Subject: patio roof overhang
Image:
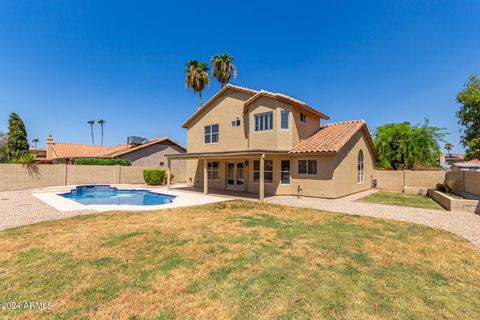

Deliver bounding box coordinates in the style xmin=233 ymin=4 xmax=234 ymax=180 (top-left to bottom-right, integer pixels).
xmin=165 ymin=150 xmax=291 ymax=160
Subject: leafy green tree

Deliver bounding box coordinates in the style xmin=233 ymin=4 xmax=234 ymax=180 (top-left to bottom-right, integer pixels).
xmin=374 ymin=120 xmax=446 ymax=170
xmin=0 ymin=131 xmax=8 ymax=163
xmin=7 ymin=113 xmax=29 ymax=160
xmin=211 ymin=53 xmax=237 ymax=88
xmin=87 ymin=120 xmax=95 ymax=145
xmin=456 ymin=74 xmax=480 ymax=160
xmin=185 ymin=60 xmax=210 ymax=107
xmin=97 ymin=119 xmax=106 ymax=146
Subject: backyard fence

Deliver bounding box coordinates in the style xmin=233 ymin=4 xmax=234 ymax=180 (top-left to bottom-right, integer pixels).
xmin=372 ymin=169 xmax=446 ymax=193
xmin=0 ymin=164 xmax=185 ymax=192
xmin=446 ymin=170 xmax=480 ymax=197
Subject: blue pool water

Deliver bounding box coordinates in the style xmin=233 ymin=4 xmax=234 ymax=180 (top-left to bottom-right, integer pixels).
xmin=60 ymin=185 xmax=176 ymax=206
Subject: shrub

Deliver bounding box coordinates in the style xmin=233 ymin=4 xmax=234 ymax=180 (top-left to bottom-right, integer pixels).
xmin=15 ymin=153 xmax=36 ymax=166
xmin=143 ymin=169 xmax=165 ymax=185
xmin=74 ymin=158 xmax=131 ymax=166
xmin=445 ymin=179 xmax=457 ymax=195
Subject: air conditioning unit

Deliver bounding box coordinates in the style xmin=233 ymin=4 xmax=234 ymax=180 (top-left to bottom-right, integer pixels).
xmin=127 ymin=136 xmax=148 ymax=145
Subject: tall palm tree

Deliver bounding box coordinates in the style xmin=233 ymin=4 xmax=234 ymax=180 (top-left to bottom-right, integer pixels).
xmin=184 ymin=60 xmax=210 ymax=107
xmin=211 ymin=53 xmax=237 ymax=88
xmin=31 ymin=138 xmax=39 ymax=149
xmin=445 ymin=143 xmax=453 ymax=156
xmin=97 ymin=119 xmax=106 ymax=146
xmin=87 ymin=120 xmax=95 ymax=145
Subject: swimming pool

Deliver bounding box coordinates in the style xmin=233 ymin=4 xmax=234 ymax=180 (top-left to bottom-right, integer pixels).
xmin=60 ymin=185 xmax=176 ymax=206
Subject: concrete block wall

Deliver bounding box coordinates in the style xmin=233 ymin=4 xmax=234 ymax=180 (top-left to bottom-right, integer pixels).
xmin=447 ymin=171 xmax=480 ymax=197
xmin=0 ymin=164 xmax=184 ymax=191
xmin=373 ymin=169 xmax=446 ymax=192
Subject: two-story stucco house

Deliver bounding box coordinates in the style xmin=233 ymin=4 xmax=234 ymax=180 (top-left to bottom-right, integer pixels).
xmin=166 ymin=84 xmax=378 ymax=201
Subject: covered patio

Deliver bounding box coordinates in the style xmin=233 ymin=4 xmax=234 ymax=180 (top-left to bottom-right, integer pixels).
xmin=165 ymin=150 xmax=289 ymax=202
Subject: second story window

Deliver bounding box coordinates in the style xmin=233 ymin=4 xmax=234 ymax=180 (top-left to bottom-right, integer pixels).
xmin=300 ymin=113 xmax=307 ymax=123
xmin=281 ymin=110 xmax=289 ymax=129
xmin=254 ymin=112 xmax=273 ymax=132
xmin=204 ymin=124 xmax=219 ymax=144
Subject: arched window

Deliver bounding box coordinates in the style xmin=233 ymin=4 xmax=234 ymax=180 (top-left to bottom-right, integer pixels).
xmin=357 ymin=150 xmax=364 ymax=183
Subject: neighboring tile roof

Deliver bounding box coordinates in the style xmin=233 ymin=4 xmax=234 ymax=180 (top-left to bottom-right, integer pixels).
xmin=49 ymin=138 xmax=185 ymax=159
xmin=103 ymin=137 xmax=186 ymax=157
xmin=182 ymin=84 xmax=329 ymax=127
xmin=244 ymin=90 xmax=329 ymax=120
xmin=465 ymin=159 xmax=480 ymax=164
xmin=49 ymin=143 xmax=127 ymax=159
xmin=289 ymin=120 xmax=378 ymax=159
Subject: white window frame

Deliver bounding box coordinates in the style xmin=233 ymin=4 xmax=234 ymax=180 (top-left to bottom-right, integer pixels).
xmin=253 ymin=160 xmax=273 ymax=183
xmin=254 ymin=112 xmax=273 ymax=132
xmin=280 ymin=160 xmax=291 ymax=184
xmin=298 ymin=159 xmax=317 ymax=175
xmin=357 ymin=150 xmax=365 ymax=184
xmin=208 ymin=161 xmax=220 ymax=180
xmin=231 ymin=119 xmax=241 ymax=127
xmin=280 ymin=110 xmax=289 ymax=130
xmin=204 ymin=124 xmax=219 ymax=144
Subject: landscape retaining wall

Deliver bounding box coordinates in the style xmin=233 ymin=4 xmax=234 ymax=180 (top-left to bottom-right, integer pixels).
xmin=0 ymin=164 xmax=184 ymax=192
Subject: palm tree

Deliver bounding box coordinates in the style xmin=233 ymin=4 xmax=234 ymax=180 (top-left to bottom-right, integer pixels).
xmin=97 ymin=119 xmax=106 ymax=146
xmin=445 ymin=143 xmax=453 ymax=156
xmin=211 ymin=53 xmax=237 ymax=88
xmin=31 ymin=138 xmax=39 ymax=149
xmin=184 ymin=60 xmax=210 ymax=107
xmin=87 ymin=120 xmax=95 ymax=145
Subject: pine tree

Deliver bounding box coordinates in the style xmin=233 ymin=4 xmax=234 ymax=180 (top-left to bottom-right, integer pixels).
xmin=7 ymin=113 xmax=29 ymax=160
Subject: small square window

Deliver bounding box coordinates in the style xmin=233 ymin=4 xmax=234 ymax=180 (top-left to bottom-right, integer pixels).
xmin=159 ymin=161 xmax=165 ymax=167
xmin=300 ymin=113 xmax=307 ymax=123
xmin=232 ymin=119 xmax=241 ymax=127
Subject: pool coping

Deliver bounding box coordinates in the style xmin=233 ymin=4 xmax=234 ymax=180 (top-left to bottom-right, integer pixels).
xmin=31 ymin=184 xmax=229 ymax=212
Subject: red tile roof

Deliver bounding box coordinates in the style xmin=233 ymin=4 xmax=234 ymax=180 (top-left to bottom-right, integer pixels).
xmin=289 ymin=120 xmax=378 ymax=159
xmin=48 ymin=138 xmax=185 ymax=159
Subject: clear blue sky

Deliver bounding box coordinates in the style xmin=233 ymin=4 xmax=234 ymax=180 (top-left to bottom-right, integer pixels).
xmin=1 ymin=1 xmax=479 ymax=154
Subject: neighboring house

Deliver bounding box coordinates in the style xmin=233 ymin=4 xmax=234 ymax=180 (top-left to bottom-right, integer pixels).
xmin=452 ymin=159 xmax=480 ymax=172
xmin=166 ymin=84 xmax=378 ymax=201
xmin=438 ymin=153 xmax=465 ymax=167
xmin=45 ymin=135 xmax=186 ymax=181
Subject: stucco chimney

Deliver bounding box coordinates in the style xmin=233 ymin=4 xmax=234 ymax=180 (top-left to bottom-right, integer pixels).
xmin=46 ymin=135 xmax=54 ymax=159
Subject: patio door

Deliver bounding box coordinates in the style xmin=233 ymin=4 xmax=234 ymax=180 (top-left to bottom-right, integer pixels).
xmin=226 ymin=161 xmax=245 ymax=191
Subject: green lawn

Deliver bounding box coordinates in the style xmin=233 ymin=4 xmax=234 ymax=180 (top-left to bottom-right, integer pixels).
xmin=1 ymin=201 xmax=479 ymax=319
xmin=359 ymin=191 xmax=444 ymax=210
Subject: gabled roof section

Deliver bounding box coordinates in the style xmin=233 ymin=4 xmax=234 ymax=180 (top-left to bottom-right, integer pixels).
xmin=182 ymin=84 xmax=258 ymax=128
xmin=102 ymin=137 xmax=186 ymax=158
xmin=289 ymin=120 xmax=379 ymax=159
xmin=244 ymin=90 xmax=329 ymax=120
xmin=49 ymin=138 xmax=185 ymax=159
xmin=181 ymin=84 xmax=329 ymax=127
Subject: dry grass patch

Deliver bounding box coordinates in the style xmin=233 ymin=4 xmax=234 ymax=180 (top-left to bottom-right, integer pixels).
xmin=0 ymin=200 xmax=479 ymax=319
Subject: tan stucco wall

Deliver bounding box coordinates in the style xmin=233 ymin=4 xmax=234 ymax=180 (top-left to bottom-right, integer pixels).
xmin=0 ymin=164 xmax=172 ymax=191
xmin=186 ymin=89 xmax=321 ymax=154
xmin=332 ymin=131 xmax=375 ymax=197
xmin=119 ymin=143 xmax=186 ymax=182
xmin=185 ymin=132 xmax=376 ymax=199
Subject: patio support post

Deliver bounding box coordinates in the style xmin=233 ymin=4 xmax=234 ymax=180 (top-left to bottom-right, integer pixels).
xmin=166 ymin=159 xmax=171 ymax=189
xmin=203 ymin=159 xmax=208 ymax=195
xmin=259 ymin=154 xmax=265 ymax=203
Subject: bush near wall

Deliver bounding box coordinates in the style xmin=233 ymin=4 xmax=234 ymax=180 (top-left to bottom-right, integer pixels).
xmin=74 ymin=158 xmax=131 ymax=166
xmin=143 ymin=169 xmax=165 ymax=185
